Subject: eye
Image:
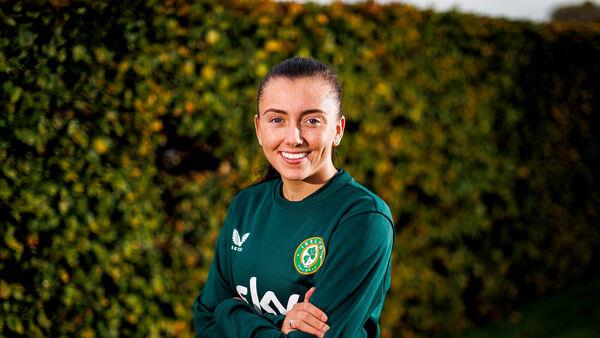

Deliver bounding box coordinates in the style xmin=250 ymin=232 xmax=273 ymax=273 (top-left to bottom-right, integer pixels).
xmin=305 ymin=117 xmax=321 ymax=125
xmin=269 ymin=117 xmax=283 ymax=124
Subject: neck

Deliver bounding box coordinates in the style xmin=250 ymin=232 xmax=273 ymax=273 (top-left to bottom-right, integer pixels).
xmin=281 ymin=165 xmax=338 ymax=202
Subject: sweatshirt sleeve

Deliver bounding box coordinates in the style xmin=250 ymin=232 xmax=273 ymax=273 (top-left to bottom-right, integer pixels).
xmin=193 ymin=199 xmax=297 ymax=338
xmin=309 ymin=211 xmax=394 ymax=337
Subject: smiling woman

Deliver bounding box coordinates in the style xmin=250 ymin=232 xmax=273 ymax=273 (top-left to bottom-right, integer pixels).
xmin=255 ymin=74 xmax=344 ymax=201
xmin=193 ymin=57 xmax=395 ymax=337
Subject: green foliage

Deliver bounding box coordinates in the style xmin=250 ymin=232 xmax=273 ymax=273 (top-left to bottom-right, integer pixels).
xmin=1 ymin=1 xmax=599 ymax=337
xmin=448 ymin=277 xmax=600 ymax=338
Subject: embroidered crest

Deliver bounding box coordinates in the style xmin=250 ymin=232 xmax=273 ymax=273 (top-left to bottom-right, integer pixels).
xmin=294 ymin=237 xmax=326 ymax=275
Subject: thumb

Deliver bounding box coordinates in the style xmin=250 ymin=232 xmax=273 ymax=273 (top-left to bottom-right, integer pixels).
xmin=304 ymin=287 xmax=316 ymax=302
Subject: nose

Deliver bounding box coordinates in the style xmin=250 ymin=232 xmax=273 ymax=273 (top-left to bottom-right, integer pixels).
xmin=284 ymin=123 xmax=304 ymax=147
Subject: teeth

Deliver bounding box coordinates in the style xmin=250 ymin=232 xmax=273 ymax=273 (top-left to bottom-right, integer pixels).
xmin=282 ymin=152 xmax=307 ymax=160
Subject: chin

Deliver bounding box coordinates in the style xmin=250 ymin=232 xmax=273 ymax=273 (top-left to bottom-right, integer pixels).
xmin=279 ymin=170 xmax=310 ymax=182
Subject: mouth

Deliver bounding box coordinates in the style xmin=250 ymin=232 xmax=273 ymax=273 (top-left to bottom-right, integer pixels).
xmin=280 ymin=151 xmax=308 ymax=161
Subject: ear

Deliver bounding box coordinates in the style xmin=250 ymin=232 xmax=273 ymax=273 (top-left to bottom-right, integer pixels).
xmin=334 ymin=115 xmax=345 ymax=147
xmin=254 ymin=114 xmax=263 ymax=146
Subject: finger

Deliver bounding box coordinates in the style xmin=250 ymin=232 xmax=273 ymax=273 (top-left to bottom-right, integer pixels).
xmin=304 ymin=287 xmax=316 ymax=302
xmin=296 ymin=310 xmax=330 ymax=333
xmin=281 ymin=318 xmax=295 ymax=334
xmin=299 ymin=301 xmax=328 ymax=322
xmin=292 ymin=318 xmax=328 ymax=338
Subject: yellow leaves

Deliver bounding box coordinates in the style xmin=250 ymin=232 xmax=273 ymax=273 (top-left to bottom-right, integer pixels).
xmin=375 ymin=82 xmax=394 ymax=102
xmin=185 ymin=252 xmax=199 ymax=268
xmin=175 ymin=220 xmax=185 ymax=232
xmin=67 ymin=120 xmax=88 ymax=147
xmin=172 ymin=320 xmax=188 ymax=337
xmin=92 ymin=137 xmax=111 ymax=155
xmin=5 ymin=235 xmax=23 ymax=255
xmin=201 ymin=64 xmax=216 ymax=81
xmin=376 ymin=160 xmax=392 ymax=175
xmin=72 ymin=45 xmax=91 ymax=63
xmin=146 ymin=94 xmax=157 ymax=106
xmin=152 ymin=275 xmax=165 ymax=294
xmin=184 ymin=101 xmax=195 ymax=114
xmin=59 ymin=269 xmax=70 ymax=283
xmin=93 ymin=46 xmax=113 ymax=64
xmin=107 ymin=266 xmax=121 ymax=282
xmin=255 ymin=63 xmax=268 ymax=78
xmin=288 ymin=2 xmax=304 ymax=17
xmin=58 ymin=195 xmax=71 ymax=215
xmin=405 ymin=27 xmax=421 ymax=46
xmin=206 ymin=29 xmax=220 ymax=45
xmin=118 ymin=59 xmax=130 ymax=74
xmin=0 ymin=281 xmax=9 ymax=299
xmin=254 ymin=49 xmax=268 ymax=61
xmin=158 ymin=52 xmax=170 ymax=63
xmin=150 ymin=119 xmax=163 ymax=132
xmin=218 ymin=160 xmax=232 ymax=175
xmin=81 ymin=329 xmax=95 ymax=338
xmin=137 ymin=139 xmax=151 ymax=156
xmin=258 ymin=16 xmax=271 ymax=26
xmin=408 ymin=101 xmax=424 ymax=123
xmin=316 ymin=13 xmax=329 ymax=25
xmin=388 ymin=130 xmax=404 ymax=151
xmin=182 ymin=60 xmax=195 ymax=76
xmin=126 ymin=314 xmax=138 ymax=324
xmin=264 ymin=39 xmax=283 ymax=52
xmin=26 ymin=234 xmax=39 ymax=249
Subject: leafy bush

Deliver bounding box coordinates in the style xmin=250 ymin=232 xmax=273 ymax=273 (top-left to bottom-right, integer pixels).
xmin=1 ymin=1 xmax=598 ymax=337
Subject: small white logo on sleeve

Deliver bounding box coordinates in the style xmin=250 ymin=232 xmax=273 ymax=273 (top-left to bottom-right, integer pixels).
xmin=231 ymin=228 xmax=250 ymax=252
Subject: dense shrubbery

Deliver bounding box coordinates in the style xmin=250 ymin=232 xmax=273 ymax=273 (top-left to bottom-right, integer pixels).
xmin=1 ymin=1 xmax=599 ymax=337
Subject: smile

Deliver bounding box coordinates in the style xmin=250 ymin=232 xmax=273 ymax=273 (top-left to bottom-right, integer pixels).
xmin=281 ymin=152 xmax=308 ymax=160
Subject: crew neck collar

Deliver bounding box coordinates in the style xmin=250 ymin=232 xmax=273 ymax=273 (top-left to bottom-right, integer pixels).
xmin=273 ymin=169 xmax=352 ymax=211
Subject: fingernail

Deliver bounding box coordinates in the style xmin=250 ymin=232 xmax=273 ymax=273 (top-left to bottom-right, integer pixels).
xmin=322 ymin=315 xmax=328 ymax=321
xmin=323 ymin=325 xmax=329 ymax=332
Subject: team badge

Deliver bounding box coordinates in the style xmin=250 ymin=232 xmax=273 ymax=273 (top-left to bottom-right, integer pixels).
xmin=294 ymin=237 xmax=326 ymax=275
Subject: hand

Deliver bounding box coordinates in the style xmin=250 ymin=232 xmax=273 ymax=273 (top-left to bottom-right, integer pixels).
xmin=281 ymin=287 xmax=329 ymax=337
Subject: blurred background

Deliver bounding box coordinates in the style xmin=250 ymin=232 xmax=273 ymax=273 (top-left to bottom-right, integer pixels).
xmin=1 ymin=0 xmax=599 ymax=337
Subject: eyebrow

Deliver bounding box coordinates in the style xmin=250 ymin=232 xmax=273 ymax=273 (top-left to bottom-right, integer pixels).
xmin=263 ymin=108 xmax=327 ymax=116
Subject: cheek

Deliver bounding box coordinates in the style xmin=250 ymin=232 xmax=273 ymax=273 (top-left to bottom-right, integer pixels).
xmin=259 ymin=127 xmax=282 ymax=147
xmin=314 ymin=126 xmax=337 ymax=143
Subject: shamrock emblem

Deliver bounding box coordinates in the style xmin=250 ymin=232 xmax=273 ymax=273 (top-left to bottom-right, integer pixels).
xmin=303 ymin=247 xmax=317 ymax=264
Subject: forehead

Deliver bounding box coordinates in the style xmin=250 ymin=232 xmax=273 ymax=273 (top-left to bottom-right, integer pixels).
xmin=259 ymin=77 xmax=337 ymax=114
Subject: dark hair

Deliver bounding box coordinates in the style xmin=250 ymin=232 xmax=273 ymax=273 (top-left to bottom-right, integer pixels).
xmin=256 ymin=56 xmax=343 ymax=182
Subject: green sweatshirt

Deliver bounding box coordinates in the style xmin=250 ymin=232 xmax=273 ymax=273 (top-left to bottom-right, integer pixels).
xmin=193 ymin=169 xmax=394 ymax=337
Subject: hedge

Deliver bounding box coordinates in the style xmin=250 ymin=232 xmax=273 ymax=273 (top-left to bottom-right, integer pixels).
xmin=1 ymin=1 xmax=599 ymax=337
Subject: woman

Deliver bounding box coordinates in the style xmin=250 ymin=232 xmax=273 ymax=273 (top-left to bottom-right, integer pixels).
xmin=193 ymin=57 xmax=394 ymax=337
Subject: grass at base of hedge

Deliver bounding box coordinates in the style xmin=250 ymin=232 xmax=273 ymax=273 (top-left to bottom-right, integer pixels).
xmin=447 ymin=276 xmax=600 ymax=338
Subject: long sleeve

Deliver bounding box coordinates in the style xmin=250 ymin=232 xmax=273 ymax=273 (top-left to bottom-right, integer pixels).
xmin=193 ymin=199 xmax=292 ymax=338
xmin=308 ymin=211 xmax=394 ymax=338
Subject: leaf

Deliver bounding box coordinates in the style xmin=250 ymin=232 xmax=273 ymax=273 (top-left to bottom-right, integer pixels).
xmin=232 ymin=229 xmax=240 ymax=246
